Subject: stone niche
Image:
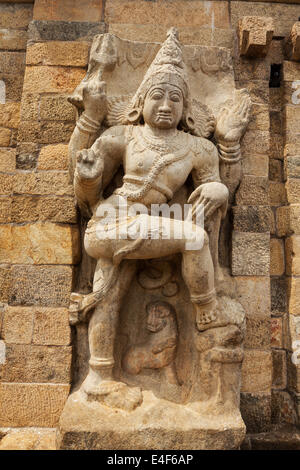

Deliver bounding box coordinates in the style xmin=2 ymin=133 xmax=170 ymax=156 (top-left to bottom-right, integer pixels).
xmin=57 ymin=31 xmax=250 ymax=450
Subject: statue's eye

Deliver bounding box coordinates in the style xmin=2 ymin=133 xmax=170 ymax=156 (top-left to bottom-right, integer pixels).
xmin=152 ymin=93 xmax=163 ymax=100
xmin=170 ymin=94 xmax=180 ymax=102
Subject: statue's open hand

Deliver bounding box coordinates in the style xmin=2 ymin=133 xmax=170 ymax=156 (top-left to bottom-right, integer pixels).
xmin=82 ymin=79 xmax=107 ymax=123
xmin=76 ymin=148 xmax=104 ymax=180
xmin=214 ymin=89 xmax=251 ymax=145
xmin=188 ymin=182 xmax=229 ymax=220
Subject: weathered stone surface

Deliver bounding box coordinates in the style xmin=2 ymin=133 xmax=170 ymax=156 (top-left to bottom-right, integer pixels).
xmin=0 ymin=102 xmax=20 ymax=129
xmin=0 ymin=173 xmax=13 ymax=195
xmin=0 ymin=149 xmax=15 ymax=172
xmin=286 ymin=23 xmax=300 ymax=62
xmin=236 ymin=80 xmax=269 ymax=106
xmin=231 ymin=1 xmax=300 ymax=37
xmin=286 ymin=178 xmax=300 ymax=204
xmin=0 ymin=429 xmax=56 ymax=451
xmin=0 ymin=383 xmax=70 ymax=427
xmin=240 ymin=392 xmax=271 ymax=433
xmin=1 ymin=306 xmax=71 ymax=346
xmin=13 ymin=172 xmax=73 ymax=196
xmin=276 ymin=205 xmax=300 ymax=237
xmin=241 ymin=350 xmax=272 ymax=393
xmin=26 ymin=41 xmax=90 ymax=67
xmin=233 ymin=58 xmax=269 ymax=82
xmin=0 ymin=344 xmax=72 ymax=383
xmin=270 ymin=134 xmax=283 ymax=160
xmin=0 ymin=3 xmax=33 ymax=29
xmin=0 ymin=73 xmax=24 ymax=101
xmin=287 ymin=351 xmax=300 ymax=392
xmin=40 ymin=95 xmax=76 ymax=121
xmin=1 ymin=306 xmax=33 ymax=344
xmin=241 ymin=130 xmax=269 ymax=156
xmin=283 ymin=61 xmax=300 ymax=81
xmin=105 ymin=0 xmax=230 ymax=28
xmin=269 ymin=87 xmax=282 ymax=113
xmin=249 ymin=425 xmax=300 ymax=450
xmin=235 ymin=276 xmax=270 ymax=317
xmin=11 ymin=195 xmax=77 ymax=224
xmin=23 ymin=66 xmax=86 ymax=94
xmin=285 ymin=156 xmax=300 ymax=180
xmin=18 ymin=120 xmax=74 ymax=144
xmin=108 ymin=23 xmax=234 ymax=49
xmin=270 ymin=238 xmax=285 ymax=276
xmin=271 ymin=316 xmax=283 ymax=348
xmin=28 ymin=20 xmax=105 ymax=42
xmin=9 ymin=265 xmax=73 ymax=307
xmin=269 ymin=182 xmax=286 ymax=205
xmin=248 ymin=104 xmax=269 ymax=131
xmin=238 ymin=16 xmax=274 ymax=58
xmin=289 ymin=278 xmax=300 ymax=315
xmin=57 ymin=390 xmax=245 ymax=450
xmin=20 ymin=93 xmax=39 ymax=121
xmin=286 ymin=235 xmax=300 ymax=276
xmin=236 ymin=176 xmax=269 ymax=206
xmin=0 ymin=51 xmax=25 ymax=75
xmin=271 ymin=278 xmax=287 ymax=313
xmin=0 ymin=199 xmax=11 ymax=223
xmin=284 ymin=106 xmax=300 ymax=134
xmin=33 ymin=0 xmax=103 ymax=22
xmin=16 ymin=142 xmax=39 ymax=170
xmin=0 ymin=222 xmax=80 ymax=265
xmin=232 ymin=232 xmax=270 ymax=276
xmin=0 ymin=29 xmax=27 ymax=50
xmin=233 ymin=206 xmax=271 ymax=233
xmin=242 ymin=154 xmax=268 ymax=177
xmin=269 ymin=159 xmax=283 ymax=182
xmin=271 ymin=391 xmax=298 ymax=426
xmin=0 ymin=265 xmax=12 ymax=303
xmin=272 ymin=349 xmax=287 ymax=389
xmin=38 ymin=144 xmax=69 ymax=170
xmin=0 ymin=128 xmax=11 ymax=147
xmin=32 ymin=308 xmax=71 ymax=346
xmin=245 ymin=315 xmax=270 ymax=349
xmin=270 ymin=111 xmax=282 ymax=135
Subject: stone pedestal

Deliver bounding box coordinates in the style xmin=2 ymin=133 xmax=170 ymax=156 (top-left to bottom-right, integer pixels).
xmin=57 ymin=390 xmax=245 ymax=450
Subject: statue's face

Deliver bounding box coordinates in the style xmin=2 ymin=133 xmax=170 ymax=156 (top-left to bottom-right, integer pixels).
xmin=143 ymin=83 xmax=184 ymax=130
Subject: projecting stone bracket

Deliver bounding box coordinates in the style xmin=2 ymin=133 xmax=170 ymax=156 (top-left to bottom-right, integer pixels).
xmin=285 ymin=22 xmax=300 ymax=62
xmin=238 ymin=16 xmax=274 ymax=58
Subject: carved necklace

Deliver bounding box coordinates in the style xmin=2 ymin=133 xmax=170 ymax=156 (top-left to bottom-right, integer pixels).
xmin=115 ymin=126 xmax=190 ymax=201
xmin=136 ymin=126 xmax=184 ymax=155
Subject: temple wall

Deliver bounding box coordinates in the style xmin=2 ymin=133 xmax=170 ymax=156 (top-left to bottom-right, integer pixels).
xmin=0 ymin=0 xmax=299 ymax=448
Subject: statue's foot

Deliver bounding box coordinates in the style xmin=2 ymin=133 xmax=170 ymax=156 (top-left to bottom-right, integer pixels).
xmin=82 ymin=372 xmax=143 ymax=411
xmin=195 ymin=299 xmax=218 ymax=331
xmin=195 ymin=296 xmax=245 ymax=332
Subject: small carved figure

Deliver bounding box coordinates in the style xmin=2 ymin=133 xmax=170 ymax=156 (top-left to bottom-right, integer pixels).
xmin=123 ymin=301 xmax=179 ymax=385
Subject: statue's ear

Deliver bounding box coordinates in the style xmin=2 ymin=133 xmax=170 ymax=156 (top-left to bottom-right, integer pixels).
xmin=126 ymin=94 xmax=143 ymax=124
xmin=127 ymin=108 xmax=143 ymax=124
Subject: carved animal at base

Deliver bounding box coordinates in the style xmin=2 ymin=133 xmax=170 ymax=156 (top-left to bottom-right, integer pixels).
xmin=122 ymin=301 xmax=178 ymax=378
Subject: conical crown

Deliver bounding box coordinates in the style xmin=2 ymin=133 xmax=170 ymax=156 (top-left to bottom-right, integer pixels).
xmin=132 ymin=28 xmax=189 ymax=104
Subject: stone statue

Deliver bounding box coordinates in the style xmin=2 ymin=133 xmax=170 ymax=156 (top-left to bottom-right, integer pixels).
xmin=58 ymin=28 xmax=252 ymax=450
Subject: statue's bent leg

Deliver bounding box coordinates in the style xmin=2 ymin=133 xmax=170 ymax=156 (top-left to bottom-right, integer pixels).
xmin=123 ymin=215 xmax=217 ymax=330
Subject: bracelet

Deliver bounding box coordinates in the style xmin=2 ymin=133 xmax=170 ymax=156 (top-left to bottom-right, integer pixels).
xmin=77 ymin=113 xmax=101 ymax=134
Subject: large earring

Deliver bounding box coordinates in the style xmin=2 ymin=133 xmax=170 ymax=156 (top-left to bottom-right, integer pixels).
xmin=127 ymin=108 xmax=142 ymax=124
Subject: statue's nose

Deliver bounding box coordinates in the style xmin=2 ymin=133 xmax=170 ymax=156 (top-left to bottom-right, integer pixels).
xmin=158 ymin=98 xmax=172 ymax=112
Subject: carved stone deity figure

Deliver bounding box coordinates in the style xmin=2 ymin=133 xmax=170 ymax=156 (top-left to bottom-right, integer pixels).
xmin=58 ymin=29 xmax=252 ymax=450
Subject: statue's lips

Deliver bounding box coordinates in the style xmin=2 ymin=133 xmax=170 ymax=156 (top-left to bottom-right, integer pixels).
xmin=156 ymin=113 xmax=172 ymax=122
